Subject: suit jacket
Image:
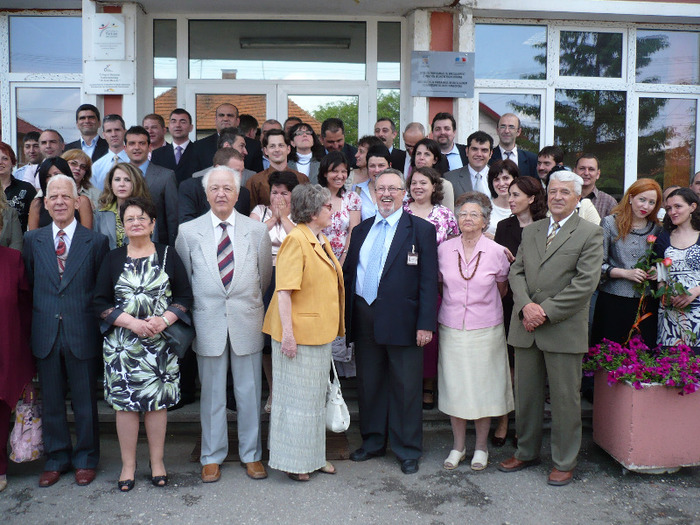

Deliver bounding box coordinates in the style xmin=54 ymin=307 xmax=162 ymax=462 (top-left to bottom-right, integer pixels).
xmin=390 ymin=148 xmax=407 ymax=172
xmin=262 ymin=224 xmax=345 ymax=345
xmin=191 ymin=133 xmax=219 ymax=173
xmin=341 ymin=143 xmax=358 ymax=169
xmin=244 ymin=137 xmax=264 ymax=173
xmin=64 ymin=136 xmax=109 ymax=162
xmin=508 ymin=214 xmax=603 ymax=354
xmin=247 ymin=167 xmax=308 ymax=208
xmin=456 ymin=143 xmax=469 ymax=167
xmin=178 ymin=175 xmax=251 ymax=224
xmin=288 ymin=159 xmax=320 ymax=184
xmin=22 ymin=223 xmax=109 ymax=359
xmin=343 ymin=212 xmax=438 ymax=346
xmin=489 ymin=147 xmax=538 ymax=179
xmin=443 ymin=166 xmax=475 ymax=203
xmin=151 ymin=142 xmax=197 ymax=185
xmin=175 ymin=211 xmax=272 ymax=357
xmin=143 ymin=163 xmax=179 ymax=245
xmin=94 ymin=208 xmax=157 ymax=250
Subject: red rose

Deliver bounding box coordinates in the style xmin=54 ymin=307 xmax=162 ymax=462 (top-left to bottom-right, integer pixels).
xmin=647 ymin=234 xmax=657 ymax=244
xmin=663 ymin=257 xmax=673 ymax=267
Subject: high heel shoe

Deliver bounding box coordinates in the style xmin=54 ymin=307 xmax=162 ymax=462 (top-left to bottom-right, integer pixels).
xmin=118 ymin=462 xmax=137 ymax=492
xmin=149 ymin=461 xmax=168 ymax=487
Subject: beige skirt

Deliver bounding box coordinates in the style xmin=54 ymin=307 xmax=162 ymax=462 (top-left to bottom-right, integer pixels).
xmin=437 ymin=323 xmax=514 ymax=420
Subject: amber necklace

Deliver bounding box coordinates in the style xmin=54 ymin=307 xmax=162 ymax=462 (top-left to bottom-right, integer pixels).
xmin=457 ymin=247 xmax=482 ymax=281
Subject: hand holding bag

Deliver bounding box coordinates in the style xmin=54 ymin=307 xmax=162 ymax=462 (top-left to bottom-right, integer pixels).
xmin=157 ymin=246 xmax=195 ymax=359
xmin=10 ymin=383 xmax=44 ymax=463
xmin=326 ymin=359 xmax=350 ymax=433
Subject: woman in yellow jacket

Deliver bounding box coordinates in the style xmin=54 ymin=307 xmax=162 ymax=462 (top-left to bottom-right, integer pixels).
xmin=263 ymin=183 xmax=345 ymax=482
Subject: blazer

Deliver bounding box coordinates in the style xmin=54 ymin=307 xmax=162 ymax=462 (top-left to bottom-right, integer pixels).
xmin=341 ymin=143 xmax=358 ymax=169
xmin=456 ymin=143 xmax=469 ymax=167
xmin=343 ymin=212 xmax=438 ymax=346
xmin=390 ymin=148 xmax=407 ymax=172
xmin=508 ymin=214 xmax=603 ymax=354
xmin=262 ymin=224 xmax=345 ymax=345
xmin=178 ymin=175 xmax=251 ymax=224
xmin=288 ymin=159 xmax=320 ymax=185
xmin=244 ymin=137 xmax=264 ymax=173
xmin=94 ymin=208 xmax=157 ymax=250
xmin=489 ymin=147 xmax=539 ymax=179
xmin=143 ymin=163 xmax=179 ymax=245
xmin=175 ymin=211 xmax=272 ymax=357
xmin=64 ymin=136 xmax=109 ymax=162
xmin=151 ymin=142 xmax=197 ymax=185
xmin=0 ymin=206 xmax=23 ymax=250
xmin=22 ymin=223 xmax=110 ymax=359
xmin=443 ymin=166 xmax=475 ymax=203
xmin=191 ymin=133 xmax=218 ymax=173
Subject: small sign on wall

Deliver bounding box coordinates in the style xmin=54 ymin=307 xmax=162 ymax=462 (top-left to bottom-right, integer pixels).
xmin=93 ymin=13 xmax=126 ymax=60
xmin=84 ymin=61 xmax=134 ymax=94
xmin=410 ymin=51 xmax=475 ymax=98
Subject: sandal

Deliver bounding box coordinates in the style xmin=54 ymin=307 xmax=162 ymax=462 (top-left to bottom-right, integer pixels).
xmin=443 ymin=448 xmax=467 ymax=470
xmin=118 ymin=479 xmax=134 ymax=492
xmin=318 ymin=461 xmax=336 ymax=475
xmin=287 ymin=472 xmax=310 ymax=482
xmin=471 ymin=450 xmax=489 ymax=471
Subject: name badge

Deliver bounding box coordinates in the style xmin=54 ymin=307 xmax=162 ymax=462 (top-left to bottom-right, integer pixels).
xmin=407 ymin=245 xmax=418 ymax=266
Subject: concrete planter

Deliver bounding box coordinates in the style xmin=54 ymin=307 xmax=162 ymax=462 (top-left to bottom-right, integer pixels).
xmin=592 ymin=371 xmax=700 ymax=473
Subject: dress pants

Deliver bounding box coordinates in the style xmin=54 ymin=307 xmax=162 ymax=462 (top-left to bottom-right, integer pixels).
xmin=353 ymin=296 xmax=423 ymax=461
xmin=35 ymin=324 xmax=99 ymax=471
xmin=514 ymin=345 xmax=583 ymax=472
xmin=0 ymin=400 xmax=11 ymax=475
xmin=197 ymin=338 xmax=262 ymax=465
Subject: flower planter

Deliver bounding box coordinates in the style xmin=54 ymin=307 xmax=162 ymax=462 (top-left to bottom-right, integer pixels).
xmin=592 ymin=370 xmax=700 ymax=473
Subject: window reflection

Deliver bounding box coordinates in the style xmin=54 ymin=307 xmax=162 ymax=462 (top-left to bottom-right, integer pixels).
xmin=638 ymin=97 xmax=697 ymax=189
xmin=475 ymin=24 xmax=546 ymax=80
xmin=377 ymin=89 xmax=400 ymax=148
xmin=559 ymin=31 xmax=623 ymax=78
xmin=479 ymin=93 xmax=541 ymax=153
xmin=555 ymin=89 xmax=626 ymax=197
xmin=289 ymin=95 xmax=359 ymax=145
xmin=636 ymin=30 xmax=700 ymax=85
xmin=194 ymin=94 xmax=267 ymax=139
xmin=154 ymin=87 xmax=178 ymax=141
xmin=154 ymin=19 xmax=177 ymax=79
xmin=378 ymin=22 xmax=401 ymax=82
xmin=189 ymin=20 xmax=366 ymax=80
xmin=16 ymin=87 xmax=81 ymax=147
xmin=9 ymin=16 xmax=82 ymax=73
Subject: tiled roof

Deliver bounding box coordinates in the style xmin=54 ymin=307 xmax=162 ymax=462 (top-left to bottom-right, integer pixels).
xmin=154 ymin=88 xmax=321 ymax=134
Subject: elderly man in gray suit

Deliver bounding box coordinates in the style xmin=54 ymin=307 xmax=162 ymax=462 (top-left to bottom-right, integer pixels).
xmin=125 ymin=126 xmax=179 ymax=245
xmin=22 ymin=174 xmax=109 ymax=488
xmin=176 ymin=166 xmax=272 ymax=483
xmin=498 ymin=170 xmax=603 ymax=486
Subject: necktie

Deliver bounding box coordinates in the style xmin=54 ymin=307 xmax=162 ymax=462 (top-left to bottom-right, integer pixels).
xmin=362 ymin=220 xmax=388 ymax=305
xmin=476 ymin=173 xmax=486 ymax=195
xmin=504 ymin=150 xmax=513 ymax=160
xmin=112 ymin=154 xmax=120 ymax=166
xmin=217 ymin=222 xmax=234 ymax=289
xmin=56 ymin=230 xmax=68 ymax=278
xmin=546 ymin=222 xmax=560 ymax=249
xmin=175 ymin=145 xmax=183 ymax=165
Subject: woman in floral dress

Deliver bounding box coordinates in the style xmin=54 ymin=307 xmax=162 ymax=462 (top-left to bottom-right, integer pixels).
xmin=404 ymin=166 xmax=459 ymax=409
xmin=94 ymin=197 xmax=192 ymax=491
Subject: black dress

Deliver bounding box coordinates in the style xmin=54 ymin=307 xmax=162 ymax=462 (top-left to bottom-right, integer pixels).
xmin=494 ymin=215 xmax=524 ymax=365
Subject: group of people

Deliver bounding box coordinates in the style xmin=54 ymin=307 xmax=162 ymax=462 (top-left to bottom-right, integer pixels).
xmin=1 ymin=101 xmax=699 ymax=494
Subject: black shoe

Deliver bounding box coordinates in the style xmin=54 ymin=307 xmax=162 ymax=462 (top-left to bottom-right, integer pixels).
xmin=422 ymin=389 xmax=435 ymax=410
xmin=349 ymin=448 xmax=385 ymax=462
xmin=118 ymin=479 xmax=135 ymax=492
xmin=400 ymin=459 xmax=419 ymax=474
xmin=151 ymin=475 xmax=168 ymax=487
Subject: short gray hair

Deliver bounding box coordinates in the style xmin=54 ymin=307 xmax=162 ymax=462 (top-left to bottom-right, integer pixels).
xmin=548 ymin=170 xmax=583 ymax=196
xmin=46 ymin=174 xmax=78 ymax=199
xmin=456 ymin=191 xmax=492 ymax=232
xmin=377 ymin=168 xmax=405 ymax=184
xmin=291 ymin=184 xmax=331 ymax=224
xmin=202 ymin=166 xmax=240 ymax=193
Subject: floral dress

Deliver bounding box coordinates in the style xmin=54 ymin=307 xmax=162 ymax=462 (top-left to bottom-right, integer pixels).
xmin=103 ymin=253 xmax=179 ymax=411
xmin=323 ymin=190 xmax=362 ymax=259
xmin=403 ymin=202 xmax=459 ymax=245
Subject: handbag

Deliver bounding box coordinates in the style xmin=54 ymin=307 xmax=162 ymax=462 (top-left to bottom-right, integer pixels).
xmin=156 ymin=246 xmax=195 ymax=359
xmin=10 ymin=383 xmax=44 ymax=463
xmin=326 ymin=359 xmax=350 ymax=433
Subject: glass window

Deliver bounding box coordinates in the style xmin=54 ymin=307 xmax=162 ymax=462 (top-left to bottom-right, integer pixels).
xmin=559 ymin=31 xmax=623 ymax=78
xmin=154 ymin=19 xmax=177 ymax=80
xmin=377 ymin=89 xmax=400 ymax=148
xmin=478 ymin=93 xmax=541 ymax=153
xmin=154 ymin=86 xmax=178 ymax=141
xmin=16 ymin=87 xmax=81 ymax=147
xmin=9 ymin=16 xmax=82 ymax=73
xmin=378 ymin=22 xmax=401 ymax=82
xmin=555 ymin=89 xmax=626 ymax=197
xmin=638 ymin=97 xmax=697 ymax=189
xmin=636 ymin=30 xmax=700 ymax=85
xmin=475 ymin=24 xmax=546 ymax=80
xmin=194 ymin=93 xmax=267 ymax=139
xmin=289 ymin=95 xmax=359 ymax=145
xmin=189 ymin=20 xmax=366 ymax=81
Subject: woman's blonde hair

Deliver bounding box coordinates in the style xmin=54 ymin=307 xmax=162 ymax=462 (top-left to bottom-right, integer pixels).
xmin=61 ymin=148 xmax=94 ymax=190
xmin=98 ymin=162 xmax=152 ymax=209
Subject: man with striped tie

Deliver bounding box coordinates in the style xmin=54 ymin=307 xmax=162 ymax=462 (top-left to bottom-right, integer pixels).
xmin=175 ymin=166 xmax=272 ymax=484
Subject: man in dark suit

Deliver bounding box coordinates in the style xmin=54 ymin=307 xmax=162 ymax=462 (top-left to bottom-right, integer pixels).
xmin=151 ymin=108 xmax=196 ymax=185
xmin=343 ymin=169 xmax=438 ymax=475
xmin=191 ymin=103 xmax=240 ymax=173
xmin=321 ymin=118 xmax=358 ymax=169
xmin=63 ymin=104 xmax=108 ymax=162
xmin=443 ymin=130 xmax=494 ymax=202
xmin=498 ymin=170 xmax=603 ymax=486
xmin=22 ymin=174 xmax=109 ymax=488
xmin=374 ymin=118 xmax=406 ymax=171
xmin=488 ymin=113 xmax=538 ymax=179
xmin=431 ymin=112 xmax=468 ymax=171
xmin=125 ymin=126 xmax=179 ymax=245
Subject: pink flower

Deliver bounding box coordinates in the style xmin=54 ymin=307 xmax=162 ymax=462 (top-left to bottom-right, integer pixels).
xmin=646 ymin=234 xmax=657 ymax=244
xmin=663 ymin=257 xmax=673 ymax=267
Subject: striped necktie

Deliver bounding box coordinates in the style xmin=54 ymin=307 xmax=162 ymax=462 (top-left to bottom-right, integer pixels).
xmin=218 ymin=222 xmax=234 ymax=289
xmin=56 ymin=230 xmax=68 ymax=278
xmin=546 ymin=222 xmax=560 ymax=249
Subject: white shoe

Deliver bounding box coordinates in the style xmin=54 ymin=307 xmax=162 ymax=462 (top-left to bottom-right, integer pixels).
xmin=443 ymin=448 xmax=467 ymax=470
xmin=471 ymin=450 xmax=489 ymax=471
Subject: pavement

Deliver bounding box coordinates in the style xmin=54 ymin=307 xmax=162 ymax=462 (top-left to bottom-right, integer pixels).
xmin=2 ymin=417 xmax=699 ymax=525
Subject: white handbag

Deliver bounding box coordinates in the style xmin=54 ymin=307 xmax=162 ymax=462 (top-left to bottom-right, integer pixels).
xmin=326 ymin=359 xmax=350 ymax=432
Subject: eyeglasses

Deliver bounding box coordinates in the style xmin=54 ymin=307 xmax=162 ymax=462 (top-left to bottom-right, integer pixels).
xmin=294 ymin=129 xmax=312 ymax=136
xmin=68 ymin=160 xmax=88 ymax=172
xmin=458 ymin=212 xmax=483 ymax=220
xmin=375 ymin=186 xmax=403 ymax=195
xmin=322 ymin=203 xmax=333 ymax=211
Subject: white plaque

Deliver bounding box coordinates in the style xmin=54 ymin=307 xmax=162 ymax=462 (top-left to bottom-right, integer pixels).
xmin=410 ymin=51 xmax=475 ymax=98
xmin=84 ymin=61 xmax=134 ymax=95
xmin=93 ymin=14 xmax=126 ymax=60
